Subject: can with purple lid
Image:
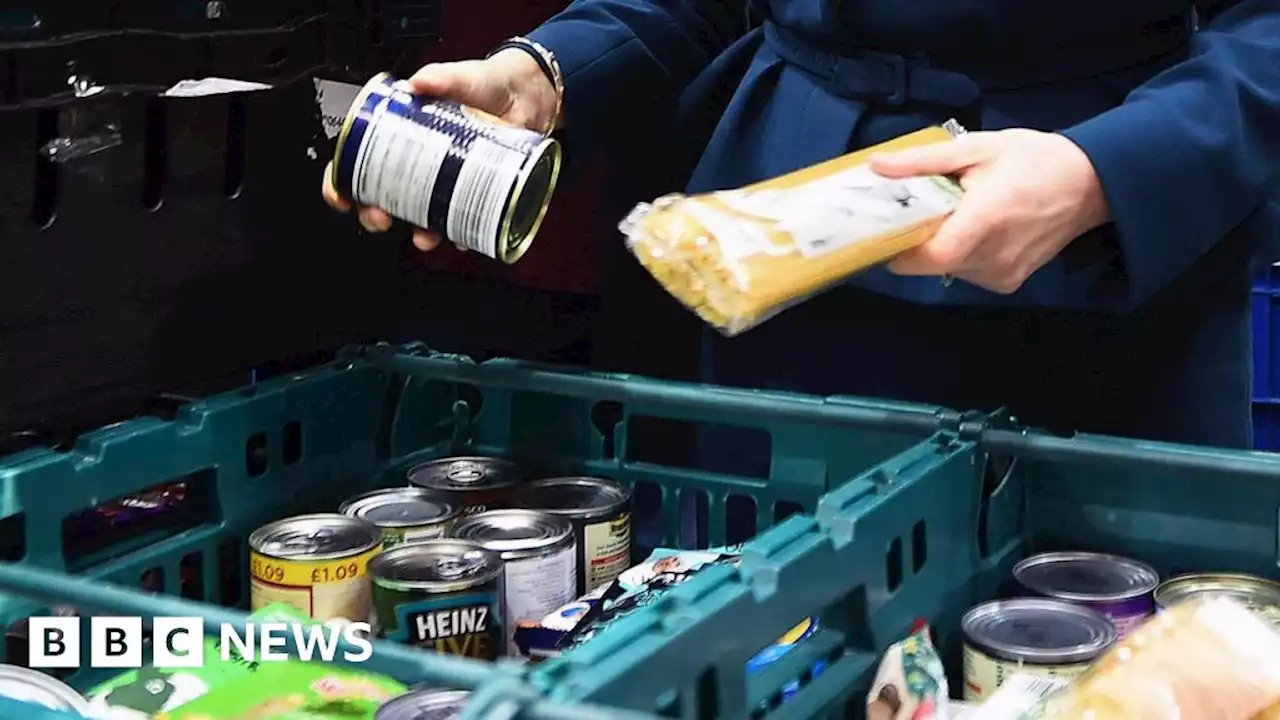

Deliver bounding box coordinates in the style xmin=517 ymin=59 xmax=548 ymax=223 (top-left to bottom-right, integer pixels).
xmin=1013 ymin=551 xmax=1159 ymax=639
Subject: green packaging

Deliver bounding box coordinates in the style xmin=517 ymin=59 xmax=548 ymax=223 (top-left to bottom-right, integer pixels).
xmin=156 ymin=660 xmax=406 ymax=720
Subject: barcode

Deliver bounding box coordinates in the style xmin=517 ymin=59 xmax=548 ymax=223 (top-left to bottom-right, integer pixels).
xmin=1014 ymin=675 xmax=1064 ymax=698
xmin=447 ymin=136 xmax=526 ymax=257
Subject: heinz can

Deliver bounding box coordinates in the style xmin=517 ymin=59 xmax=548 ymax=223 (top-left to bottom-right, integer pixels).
xmin=376 ymin=689 xmax=470 ymax=720
xmin=0 ymin=664 xmax=89 ymax=713
xmin=514 ymin=476 xmax=632 ymax=594
xmin=408 ymin=456 xmax=525 ymax=515
xmin=1013 ymin=551 xmax=1158 ymax=639
xmin=452 ymin=509 xmax=576 ymax=656
xmin=1155 ymin=572 xmax=1280 ymax=628
xmin=332 ymin=72 xmax=562 ymax=264
xmin=249 ymin=514 xmax=382 ymax=623
xmin=369 ymin=540 xmax=504 ymax=659
xmin=961 ymin=598 xmax=1116 ymax=702
xmin=341 ymin=488 xmax=460 ymax=549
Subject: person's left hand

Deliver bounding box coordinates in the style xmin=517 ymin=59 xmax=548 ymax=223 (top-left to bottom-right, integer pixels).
xmin=870 ymin=129 xmax=1111 ymax=294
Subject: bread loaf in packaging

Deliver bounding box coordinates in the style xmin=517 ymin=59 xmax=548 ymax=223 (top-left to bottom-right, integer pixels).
xmin=619 ymin=122 xmax=966 ymax=336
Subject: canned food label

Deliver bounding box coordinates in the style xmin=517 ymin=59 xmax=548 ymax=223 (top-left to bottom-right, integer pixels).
xmin=962 ymin=644 xmax=1090 ymax=703
xmin=383 ymin=591 xmax=501 ymax=660
xmin=502 ymin=545 xmax=576 ymax=656
xmin=249 ymin=548 xmax=379 ymax=624
xmin=381 ymin=525 xmax=448 ymax=550
xmin=584 ymin=513 xmax=631 ymax=591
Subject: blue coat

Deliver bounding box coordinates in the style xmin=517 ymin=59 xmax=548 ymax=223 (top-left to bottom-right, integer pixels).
xmin=529 ymin=1 xmax=1280 ymax=449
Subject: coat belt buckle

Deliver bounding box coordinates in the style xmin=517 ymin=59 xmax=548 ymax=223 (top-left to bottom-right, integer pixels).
xmin=854 ymin=49 xmax=909 ymax=107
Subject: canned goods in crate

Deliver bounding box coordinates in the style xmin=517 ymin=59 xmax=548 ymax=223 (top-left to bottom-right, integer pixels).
xmin=961 ymin=598 xmax=1116 ymax=703
xmin=369 ymin=540 xmax=504 ymax=659
xmin=332 ymin=72 xmax=562 ymax=264
xmin=0 ymin=664 xmax=89 ymax=713
xmin=408 ymin=457 xmax=525 ymax=514
xmin=452 ymin=509 xmax=576 ymax=656
xmin=1155 ymin=572 xmax=1280 ymax=627
xmin=340 ymin=488 xmax=460 ymax=549
xmin=1013 ymin=551 xmax=1158 ymax=639
xmin=249 ymin=514 xmax=382 ymax=623
xmin=376 ymin=689 xmax=470 ymax=720
xmin=514 ymin=476 xmax=632 ymax=594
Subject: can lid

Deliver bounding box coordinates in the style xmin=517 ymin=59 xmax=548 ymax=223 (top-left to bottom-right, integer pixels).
xmin=452 ymin=509 xmax=574 ymax=559
xmin=962 ymin=598 xmax=1117 ymax=664
xmin=408 ymin=457 xmax=523 ymax=492
xmin=341 ymin=489 xmax=458 ymax=528
xmin=516 ymin=477 xmax=629 ymax=520
xmin=250 ymin=514 xmax=381 ymax=560
xmin=1013 ymin=552 xmax=1159 ymax=602
xmin=0 ymin=666 xmax=88 ymax=712
xmin=369 ymin=540 xmax=503 ymax=590
xmin=376 ymin=689 xmax=470 ymax=720
xmin=1156 ymin=573 xmax=1280 ymax=616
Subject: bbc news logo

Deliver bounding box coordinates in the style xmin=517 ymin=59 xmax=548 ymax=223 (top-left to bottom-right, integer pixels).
xmin=27 ymin=617 xmax=373 ymax=668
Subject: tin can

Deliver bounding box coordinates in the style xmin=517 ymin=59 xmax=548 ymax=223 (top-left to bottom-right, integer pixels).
xmin=341 ymin=488 xmax=460 ymax=549
xmin=332 ymin=72 xmax=562 ymax=264
xmin=514 ymin=476 xmax=632 ymax=594
xmin=248 ymin=513 xmax=382 ymax=623
xmin=408 ymin=456 xmax=525 ymax=515
xmin=961 ymin=598 xmax=1116 ymax=702
xmin=376 ymin=689 xmax=470 ymax=720
xmin=0 ymin=664 xmax=89 ymax=713
xmin=1155 ymin=572 xmax=1280 ymax=628
xmin=369 ymin=540 xmax=504 ymax=659
xmin=1013 ymin=551 xmax=1158 ymax=639
xmin=452 ymin=509 xmax=577 ymax=656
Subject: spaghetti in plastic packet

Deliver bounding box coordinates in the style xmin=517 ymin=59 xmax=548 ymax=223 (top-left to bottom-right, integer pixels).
xmin=1028 ymin=596 xmax=1280 ymax=720
xmin=619 ymin=121 xmax=967 ymax=336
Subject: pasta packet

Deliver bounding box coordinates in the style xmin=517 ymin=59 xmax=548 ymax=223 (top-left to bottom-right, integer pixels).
xmin=619 ymin=121 xmax=967 ymax=336
xmin=867 ymin=621 xmax=949 ymax=720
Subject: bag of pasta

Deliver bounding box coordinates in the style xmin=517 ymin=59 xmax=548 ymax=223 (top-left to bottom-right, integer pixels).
xmin=619 ymin=121 xmax=967 ymax=336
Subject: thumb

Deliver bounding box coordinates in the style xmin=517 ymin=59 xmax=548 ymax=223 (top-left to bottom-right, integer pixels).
xmin=870 ymin=133 xmax=995 ymax=179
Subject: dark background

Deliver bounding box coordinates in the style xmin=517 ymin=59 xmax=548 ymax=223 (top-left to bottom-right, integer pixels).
xmin=0 ymin=0 xmax=702 ymax=445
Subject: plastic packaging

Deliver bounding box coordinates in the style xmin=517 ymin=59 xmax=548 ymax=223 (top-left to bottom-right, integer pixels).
xmin=620 ymin=122 xmax=966 ymax=336
xmin=866 ymin=622 xmax=949 ymax=720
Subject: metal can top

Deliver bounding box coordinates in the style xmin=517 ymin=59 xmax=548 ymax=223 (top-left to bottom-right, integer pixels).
xmin=1155 ymin=573 xmax=1280 ymax=626
xmin=962 ymin=598 xmax=1117 ymax=665
xmin=514 ymin=477 xmax=630 ymax=522
xmin=452 ymin=509 xmax=574 ymax=561
xmin=0 ymin=665 xmax=89 ymax=712
xmin=249 ymin=513 xmax=382 ymax=561
xmin=1013 ymin=552 xmax=1160 ymax=603
xmin=408 ymin=457 xmax=524 ymax=493
xmin=341 ymin=488 xmax=459 ymax=529
xmin=376 ymin=689 xmax=470 ymax=720
xmin=369 ymin=539 xmax=503 ymax=592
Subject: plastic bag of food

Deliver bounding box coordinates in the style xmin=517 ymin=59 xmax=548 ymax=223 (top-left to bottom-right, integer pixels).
xmin=867 ymin=621 xmax=949 ymax=720
xmin=1030 ymin=597 xmax=1280 ymax=720
xmin=620 ymin=122 xmax=966 ymax=336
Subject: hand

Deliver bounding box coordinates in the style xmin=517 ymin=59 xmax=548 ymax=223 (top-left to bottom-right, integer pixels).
xmin=321 ymin=50 xmax=559 ymax=252
xmin=870 ymin=129 xmax=1111 ymax=294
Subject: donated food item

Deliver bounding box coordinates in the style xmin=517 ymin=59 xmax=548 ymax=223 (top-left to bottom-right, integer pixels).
xmin=961 ymin=599 xmax=1115 ymax=702
xmin=156 ymin=660 xmax=405 ymax=720
xmin=249 ymin=514 xmax=382 ymax=623
xmin=514 ymin=583 xmax=609 ymax=658
xmin=1155 ymin=572 xmax=1280 ymax=628
xmin=408 ymin=457 xmax=526 ymax=514
xmin=0 ymin=664 xmax=89 ymax=714
xmin=1031 ymin=597 xmax=1280 ymax=720
xmin=620 ymin=122 xmax=966 ymax=335
xmin=375 ymin=689 xmax=470 ymax=719
xmin=340 ymin=488 xmax=460 ymax=549
xmin=866 ymin=622 xmax=948 ymax=720
xmin=1013 ymin=552 xmax=1158 ymax=639
xmin=513 ymin=476 xmax=632 ymax=594
xmin=955 ymin=674 xmax=1067 ymax=720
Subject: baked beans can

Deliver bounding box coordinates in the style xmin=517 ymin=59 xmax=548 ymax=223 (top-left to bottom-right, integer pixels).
xmin=1154 ymin=572 xmax=1280 ymax=628
xmin=514 ymin=476 xmax=632 ymax=594
xmin=1013 ymin=551 xmax=1158 ymax=639
xmin=408 ymin=456 xmax=525 ymax=515
xmin=961 ymin=598 xmax=1116 ymax=703
xmin=0 ymin=664 xmax=89 ymax=713
xmin=369 ymin=540 xmax=504 ymax=660
xmin=452 ymin=509 xmax=576 ymax=657
xmin=340 ymin=488 xmax=460 ymax=549
xmin=248 ymin=514 xmax=382 ymax=623
xmin=332 ymin=72 xmax=562 ymax=264
xmin=376 ymin=689 xmax=470 ymax=720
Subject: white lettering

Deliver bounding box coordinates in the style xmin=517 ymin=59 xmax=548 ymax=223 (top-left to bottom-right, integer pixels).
xmin=219 ymin=624 xmax=253 ymax=663
xmin=292 ymin=622 xmax=340 ymax=662
xmin=258 ymin=622 xmax=289 ymax=661
xmin=341 ymin=623 xmax=373 ymax=662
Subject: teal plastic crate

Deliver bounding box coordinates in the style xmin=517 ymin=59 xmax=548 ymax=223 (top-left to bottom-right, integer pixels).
xmin=3 ymin=344 xmax=1280 ymax=719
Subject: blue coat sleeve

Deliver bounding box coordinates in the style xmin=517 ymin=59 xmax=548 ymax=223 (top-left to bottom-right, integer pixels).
xmin=526 ymin=0 xmax=743 ymax=154
xmin=1061 ymin=1 xmax=1280 ymax=304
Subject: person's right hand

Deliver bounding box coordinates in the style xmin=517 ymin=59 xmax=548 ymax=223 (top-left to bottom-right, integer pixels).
xmin=321 ymin=49 xmax=559 ymax=252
